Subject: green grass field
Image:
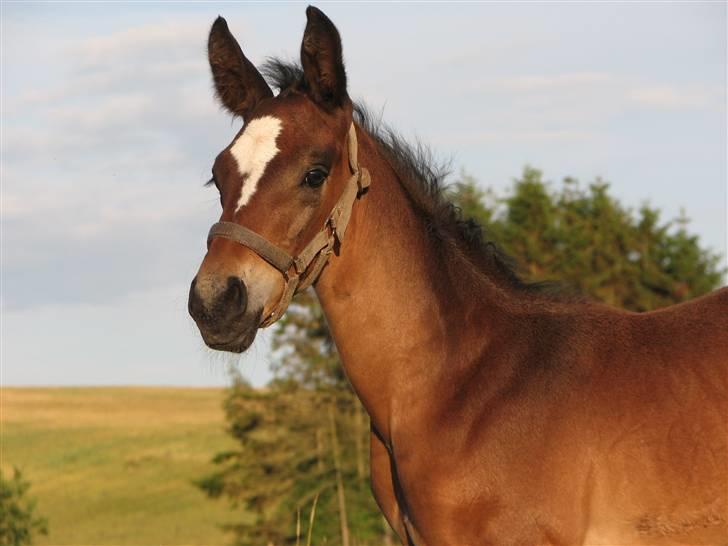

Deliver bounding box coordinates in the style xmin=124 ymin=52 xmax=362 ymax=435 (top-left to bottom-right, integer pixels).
xmin=1 ymin=387 xmax=241 ymax=545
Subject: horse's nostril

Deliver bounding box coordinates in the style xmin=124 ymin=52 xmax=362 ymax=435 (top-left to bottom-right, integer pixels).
xmin=189 ymin=275 xmax=248 ymax=325
xmin=225 ymin=276 xmax=248 ymax=313
xmin=188 ymin=277 xmax=205 ymax=319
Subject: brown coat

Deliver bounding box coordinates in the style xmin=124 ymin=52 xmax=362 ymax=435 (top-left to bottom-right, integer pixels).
xmin=189 ymin=8 xmax=728 ymax=545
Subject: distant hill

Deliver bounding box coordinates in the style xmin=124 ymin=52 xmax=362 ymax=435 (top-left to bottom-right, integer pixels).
xmin=1 ymin=387 xmax=239 ymax=545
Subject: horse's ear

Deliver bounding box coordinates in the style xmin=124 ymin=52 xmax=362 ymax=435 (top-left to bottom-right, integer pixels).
xmin=208 ymin=16 xmax=272 ymax=121
xmin=300 ymin=6 xmax=348 ymax=109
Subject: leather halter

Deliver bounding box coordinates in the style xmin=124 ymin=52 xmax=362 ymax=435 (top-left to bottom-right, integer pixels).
xmin=207 ymin=123 xmax=370 ymax=328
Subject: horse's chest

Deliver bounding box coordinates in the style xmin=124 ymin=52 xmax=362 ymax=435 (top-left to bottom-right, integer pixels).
xmin=390 ymin=440 xmax=594 ymax=546
xmin=393 ymin=459 xmax=551 ymax=545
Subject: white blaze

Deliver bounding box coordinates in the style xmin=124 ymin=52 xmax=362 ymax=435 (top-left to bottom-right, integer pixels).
xmin=229 ymin=116 xmax=283 ymax=212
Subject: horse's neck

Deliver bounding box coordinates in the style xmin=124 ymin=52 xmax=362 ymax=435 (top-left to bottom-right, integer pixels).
xmin=314 ymin=129 xmax=505 ymax=442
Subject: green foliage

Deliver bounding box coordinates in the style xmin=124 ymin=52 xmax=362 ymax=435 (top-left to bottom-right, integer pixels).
xmin=270 ymin=289 xmax=349 ymax=391
xmin=203 ymin=167 xmax=723 ymax=545
xmin=448 ymin=167 xmax=723 ymax=310
xmin=0 ymin=468 xmax=48 ymax=546
xmin=198 ymin=380 xmax=380 ymax=545
xmin=448 ymin=170 xmax=497 ymax=227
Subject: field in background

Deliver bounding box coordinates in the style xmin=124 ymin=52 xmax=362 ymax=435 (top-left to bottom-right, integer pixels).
xmin=1 ymin=387 xmax=239 ymax=545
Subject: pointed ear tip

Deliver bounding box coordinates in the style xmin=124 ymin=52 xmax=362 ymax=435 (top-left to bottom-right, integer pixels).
xmin=305 ymin=5 xmax=324 ymax=20
xmin=211 ymin=16 xmax=228 ymax=30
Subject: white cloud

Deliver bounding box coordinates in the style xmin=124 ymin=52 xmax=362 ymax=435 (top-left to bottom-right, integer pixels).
xmin=628 ymin=85 xmax=722 ymax=110
xmin=16 ymin=59 xmax=205 ymax=109
xmin=435 ymin=128 xmax=598 ymax=146
xmin=48 ymin=93 xmax=153 ymax=128
xmin=463 ymin=72 xmax=723 ymax=119
xmin=69 ymin=21 xmax=207 ymax=69
xmin=489 ymin=72 xmax=614 ymax=90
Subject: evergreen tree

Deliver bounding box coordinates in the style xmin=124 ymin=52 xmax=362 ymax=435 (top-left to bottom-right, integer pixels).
xmin=197 ymin=379 xmax=378 ymax=545
xmin=0 ymin=469 xmax=48 ymax=546
xmin=270 ymin=289 xmax=348 ymax=391
xmin=450 ymin=167 xmax=723 ymax=311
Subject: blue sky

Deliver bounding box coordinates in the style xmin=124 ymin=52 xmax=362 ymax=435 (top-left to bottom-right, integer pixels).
xmin=2 ymin=2 xmax=726 ymax=387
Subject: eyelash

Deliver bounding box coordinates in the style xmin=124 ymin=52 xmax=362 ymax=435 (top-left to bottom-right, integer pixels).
xmin=303 ymin=168 xmax=328 ymax=188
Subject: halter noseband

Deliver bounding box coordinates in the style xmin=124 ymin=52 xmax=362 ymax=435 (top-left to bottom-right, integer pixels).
xmin=206 ymin=123 xmax=370 ymax=328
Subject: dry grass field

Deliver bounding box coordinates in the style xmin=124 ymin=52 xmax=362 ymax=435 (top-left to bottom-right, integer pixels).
xmin=1 ymin=387 xmax=240 ymax=545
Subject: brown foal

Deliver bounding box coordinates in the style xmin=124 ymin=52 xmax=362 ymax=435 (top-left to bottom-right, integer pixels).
xmin=188 ymin=7 xmax=728 ymax=545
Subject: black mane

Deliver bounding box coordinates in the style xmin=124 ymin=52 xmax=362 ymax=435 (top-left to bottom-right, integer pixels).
xmin=261 ymin=58 xmax=558 ymax=295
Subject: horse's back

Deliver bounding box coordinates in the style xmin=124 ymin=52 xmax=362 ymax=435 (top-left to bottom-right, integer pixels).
xmin=637 ymin=286 xmax=728 ymax=366
xmin=582 ymin=288 xmax=728 ymax=544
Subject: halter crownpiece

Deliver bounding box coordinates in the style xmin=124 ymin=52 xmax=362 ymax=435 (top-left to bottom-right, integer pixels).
xmin=207 ymin=122 xmax=370 ymax=328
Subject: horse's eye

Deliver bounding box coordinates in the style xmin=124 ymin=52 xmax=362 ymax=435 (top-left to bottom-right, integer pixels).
xmin=303 ymin=169 xmax=327 ymax=188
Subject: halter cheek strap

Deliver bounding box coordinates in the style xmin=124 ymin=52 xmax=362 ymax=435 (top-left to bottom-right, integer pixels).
xmin=207 ymin=123 xmax=370 ymax=328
